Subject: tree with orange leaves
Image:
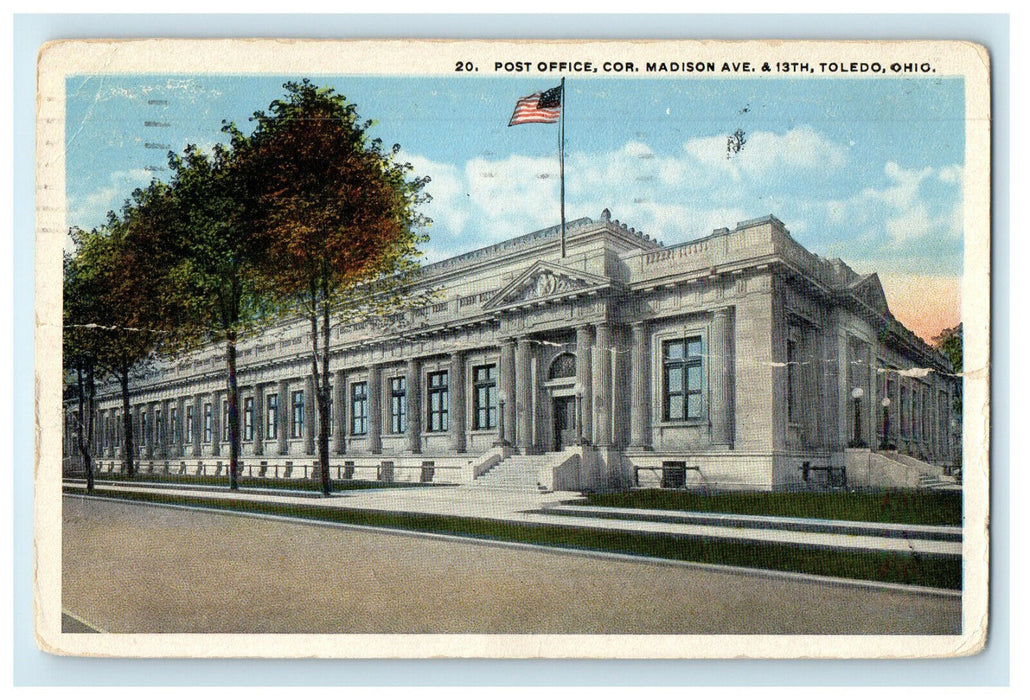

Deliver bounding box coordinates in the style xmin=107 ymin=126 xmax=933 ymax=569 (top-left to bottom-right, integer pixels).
xmin=246 ymin=80 xmax=431 ymax=496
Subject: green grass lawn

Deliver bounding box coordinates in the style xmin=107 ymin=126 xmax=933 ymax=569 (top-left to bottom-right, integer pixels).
xmin=64 ymin=486 xmax=962 ymax=590
xmin=585 ymin=489 xmax=962 ymax=526
xmin=87 ymin=472 xmax=431 ymax=492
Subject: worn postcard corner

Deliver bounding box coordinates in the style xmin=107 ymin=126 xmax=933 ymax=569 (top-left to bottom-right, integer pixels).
xmin=37 ymin=37 xmax=989 ymax=660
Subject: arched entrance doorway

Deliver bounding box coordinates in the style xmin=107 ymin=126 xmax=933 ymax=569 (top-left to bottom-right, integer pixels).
xmin=548 ymin=353 xmax=577 ymax=451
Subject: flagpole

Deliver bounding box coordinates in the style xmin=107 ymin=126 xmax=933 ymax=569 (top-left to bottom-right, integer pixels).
xmin=559 ymin=76 xmax=566 ymax=259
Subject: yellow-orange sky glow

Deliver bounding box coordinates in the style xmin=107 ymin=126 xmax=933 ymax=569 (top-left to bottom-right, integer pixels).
xmin=879 ymin=273 xmax=961 ymax=343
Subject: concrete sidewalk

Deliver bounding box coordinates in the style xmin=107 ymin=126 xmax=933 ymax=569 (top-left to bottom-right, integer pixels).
xmin=65 ymin=478 xmax=962 ymax=557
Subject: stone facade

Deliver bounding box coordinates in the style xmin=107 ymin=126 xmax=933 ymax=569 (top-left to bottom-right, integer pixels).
xmin=65 ymin=210 xmax=959 ymax=491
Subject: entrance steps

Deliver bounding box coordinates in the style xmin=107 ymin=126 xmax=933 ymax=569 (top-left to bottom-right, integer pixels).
xmin=474 ymin=454 xmax=549 ymax=491
xmin=917 ymin=473 xmax=962 ymax=491
xmin=847 ymin=449 xmax=961 ymax=490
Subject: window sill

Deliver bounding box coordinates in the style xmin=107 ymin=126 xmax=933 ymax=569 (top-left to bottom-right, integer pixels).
xmin=658 ymin=420 xmax=706 ymax=427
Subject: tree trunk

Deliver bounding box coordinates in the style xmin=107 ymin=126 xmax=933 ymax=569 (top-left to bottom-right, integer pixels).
xmin=308 ymin=308 xmax=330 ymax=496
xmin=319 ymin=295 xmax=332 ymax=496
xmin=119 ymin=368 xmax=135 ymax=477
xmin=75 ymin=364 xmax=93 ymax=492
xmin=85 ymin=359 xmax=96 ymax=493
xmin=226 ymin=331 xmax=241 ymax=490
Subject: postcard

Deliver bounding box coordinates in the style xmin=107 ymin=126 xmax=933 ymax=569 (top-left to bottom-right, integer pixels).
xmin=36 ymin=38 xmax=990 ymax=658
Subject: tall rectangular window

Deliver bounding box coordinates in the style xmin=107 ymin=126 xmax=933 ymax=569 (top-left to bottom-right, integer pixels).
xmin=427 ymin=371 xmax=449 ymax=432
xmin=900 ymin=386 xmax=909 ymax=438
xmin=351 ymin=382 xmax=368 ymax=435
xmin=473 ymin=364 xmax=497 ymax=430
xmin=222 ymin=400 xmax=230 ymax=441
xmin=886 ymin=378 xmax=896 ymax=442
xmin=140 ymin=411 xmax=148 ymax=446
xmin=185 ymin=406 xmax=194 ymax=444
xmin=170 ymin=407 xmax=178 ymax=444
xmin=203 ymin=403 xmax=212 ymax=443
xmin=243 ymin=397 xmax=254 ymax=441
xmin=291 ymin=390 xmax=305 ymax=439
xmin=912 ymin=388 xmax=920 ymax=441
xmin=266 ymin=393 xmax=278 ymax=440
xmin=663 ymin=337 xmax=703 ymax=421
xmin=155 ymin=409 xmax=163 ymax=444
xmin=390 ymin=377 xmax=407 ymax=434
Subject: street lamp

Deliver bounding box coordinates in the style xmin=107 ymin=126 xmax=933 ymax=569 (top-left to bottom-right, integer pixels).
xmin=880 ymin=397 xmax=892 ymax=450
xmin=850 ymin=387 xmax=865 ymax=448
xmin=574 ymin=382 xmax=587 ymax=446
xmin=494 ymin=390 xmax=510 ymax=447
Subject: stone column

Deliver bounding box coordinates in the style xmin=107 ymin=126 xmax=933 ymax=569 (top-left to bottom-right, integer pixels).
xmin=500 ymin=338 xmax=517 ymax=446
xmin=629 ymin=321 xmax=652 ymax=450
xmin=515 ymin=337 xmax=533 ymax=452
xmin=149 ymin=402 xmax=159 ymax=458
xmin=191 ymin=395 xmax=202 ymax=457
xmin=103 ymin=410 xmax=112 ymax=457
xmin=304 ymin=376 xmax=316 ymax=455
xmin=161 ymin=400 xmax=172 ymax=458
xmin=836 ymin=329 xmax=849 ymax=448
xmin=368 ymin=364 xmax=382 ymax=455
xmin=710 ymin=307 xmax=735 ymax=448
xmin=210 ymin=391 xmax=221 ymax=457
xmin=406 ymin=358 xmax=421 ymax=453
xmin=450 ymin=351 xmax=467 ymax=453
xmin=594 ymin=322 xmax=613 ymax=447
xmin=333 ymin=370 xmax=346 ymax=454
xmin=175 ymin=398 xmax=185 ymax=459
xmin=132 ymin=404 xmax=142 ymax=457
xmin=867 ymin=346 xmax=878 ymax=450
xmin=277 ymin=379 xmax=289 ymax=455
xmin=252 ymin=383 xmax=264 ymax=456
xmin=575 ymin=325 xmax=594 ymax=445
xmin=95 ymin=409 xmax=105 ymax=457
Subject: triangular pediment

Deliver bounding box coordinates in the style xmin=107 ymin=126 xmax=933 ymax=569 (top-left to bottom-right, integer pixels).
xmin=849 ymin=273 xmax=890 ymax=316
xmin=482 ymin=261 xmax=611 ymax=311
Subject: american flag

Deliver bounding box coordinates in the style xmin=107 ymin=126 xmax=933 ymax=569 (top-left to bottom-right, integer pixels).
xmin=507 ymin=85 xmax=563 ymax=126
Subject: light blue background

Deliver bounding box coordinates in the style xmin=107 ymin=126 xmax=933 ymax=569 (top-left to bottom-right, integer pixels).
xmin=13 ymin=13 xmax=1009 ymax=687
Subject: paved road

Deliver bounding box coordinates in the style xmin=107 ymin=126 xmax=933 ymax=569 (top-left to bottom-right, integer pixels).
xmin=62 ymin=495 xmax=961 ymax=635
xmin=71 ymin=479 xmax=962 ymax=556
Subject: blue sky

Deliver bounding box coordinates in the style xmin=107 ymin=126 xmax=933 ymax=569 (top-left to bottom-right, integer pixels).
xmin=66 ymin=74 xmax=965 ymax=337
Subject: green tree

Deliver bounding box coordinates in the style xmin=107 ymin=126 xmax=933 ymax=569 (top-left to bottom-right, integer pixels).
xmin=63 ymin=248 xmax=101 ymax=492
xmin=246 ymin=80 xmax=431 ymax=496
xmin=65 ymin=189 xmax=171 ymax=479
xmin=161 ymin=140 xmax=271 ymax=491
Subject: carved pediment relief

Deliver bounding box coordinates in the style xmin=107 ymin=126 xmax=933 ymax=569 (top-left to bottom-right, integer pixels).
xmin=483 ymin=261 xmax=610 ymax=311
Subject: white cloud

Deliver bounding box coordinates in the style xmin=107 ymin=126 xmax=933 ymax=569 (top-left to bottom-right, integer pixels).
xmin=67 ymin=168 xmax=155 ymax=230
xmin=846 ymin=161 xmax=963 ymax=247
xmin=410 ymin=126 xmax=851 ymax=257
xmin=404 ymin=129 xmax=959 ymax=276
xmin=682 ymin=125 xmax=848 ymax=177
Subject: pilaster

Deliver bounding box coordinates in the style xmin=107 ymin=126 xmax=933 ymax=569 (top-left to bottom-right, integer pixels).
xmin=515 ymin=337 xmax=533 ymax=451
xmin=450 ymin=351 xmax=467 ymax=453
xmin=594 ymin=322 xmax=613 ymax=447
xmin=368 ymin=364 xmax=383 ymax=454
xmin=253 ymin=383 xmax=264 ymax=456
xmin=304 ymin=375 xmax=316 ymax=455
xmin=277 ymin=379 xmax=289 ymax=455
xmin=333 ymin=370 xmax=346 ymax=454
xmin=628 ymin=321 xmax=652 ymax=450
xmin=406 ymin=358 xmax=421 ymax=454
xmin=710 ymin=307 xmax=735 ymax=448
